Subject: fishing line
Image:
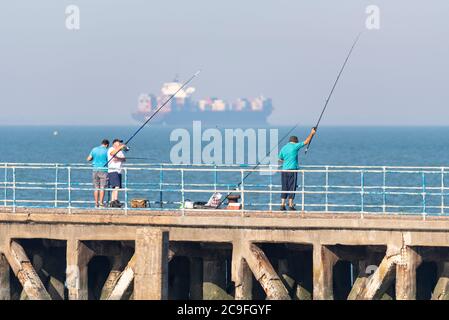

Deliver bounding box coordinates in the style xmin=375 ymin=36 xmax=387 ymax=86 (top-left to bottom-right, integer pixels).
xmin=305 ymin=32 xmax=362 ymax=154
xmin=106 ymin=70 xmax=201 ymax=166
xmin=216 ymin=33 xmax=362 ymax=208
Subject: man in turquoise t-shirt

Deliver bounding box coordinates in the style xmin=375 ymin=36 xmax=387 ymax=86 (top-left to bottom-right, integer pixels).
xmin=87 ymin=139 xmax=109 ymax=207
xmin=278 ymin=128 xmax=316 ymax=211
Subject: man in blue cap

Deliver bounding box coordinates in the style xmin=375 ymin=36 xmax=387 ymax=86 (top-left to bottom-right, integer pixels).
xmin=279 ymin=128 xmax=316 ymax=211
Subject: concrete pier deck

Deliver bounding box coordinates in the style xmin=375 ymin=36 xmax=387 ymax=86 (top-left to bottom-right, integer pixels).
xmin=1 ymin=207 xmax=449 ymax=300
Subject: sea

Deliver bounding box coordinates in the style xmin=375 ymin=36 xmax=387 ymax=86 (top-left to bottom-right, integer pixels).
xmin=2 ymin=125 xmax=449 ymax=213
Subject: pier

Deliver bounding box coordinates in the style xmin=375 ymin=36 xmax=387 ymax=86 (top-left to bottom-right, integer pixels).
xmin=1 ymin=163 xmax=449 ymax=300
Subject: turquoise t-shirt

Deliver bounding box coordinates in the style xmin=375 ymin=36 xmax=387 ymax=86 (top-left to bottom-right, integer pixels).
xmin=279 ymin=142 xmax=305 ymax=170
xmin=89 ymin=146 xmax=108 ymax=171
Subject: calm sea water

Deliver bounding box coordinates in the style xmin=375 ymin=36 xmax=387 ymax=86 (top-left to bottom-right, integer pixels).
xmin=1 ymin=126 xmax=449 ymax=166
xmin=2 ymin=126 xmax=449 ymax=213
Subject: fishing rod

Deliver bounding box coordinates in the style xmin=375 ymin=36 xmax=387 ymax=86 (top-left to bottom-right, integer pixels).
xmin=215 ymin=124 xmax=302 ymax=208
xmin=216 ymin=34 xmax=362 ymax=208
xmin=305 ymin=32 xmax=362 ymax=154
xmin=106 ymin=70 xmax=201 ymax=166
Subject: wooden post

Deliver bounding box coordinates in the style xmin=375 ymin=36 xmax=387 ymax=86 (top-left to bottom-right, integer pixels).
xmin=432 ymin=262 xmax=449 ymax=300
xmin=396 ymin=246 xmax=421 ymax=300
xmin=66 ymin=240 xmax=95 ymax=300
xmin=243 ymin=243 xmax=290 ymax=300
xmin=134 ymin=228 xmax=169 ymax=300
xmin=5 ymin=241 xmax=51 ymax=300
xmin=0 ymin=253 xmax=10 ymax=300
xmin=189 ymin=257 xmax=203 ymax=300
xmin=313 ymin=244 xmax=338 ymax=300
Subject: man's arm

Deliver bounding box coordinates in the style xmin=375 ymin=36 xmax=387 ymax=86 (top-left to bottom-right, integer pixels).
xmin=87 ymin=151 xmax=93 ymax=162
xmin=109 ymin=144 xmax=127 ymax=162
xmin=303 ymin=128 xmax=317 ymax=145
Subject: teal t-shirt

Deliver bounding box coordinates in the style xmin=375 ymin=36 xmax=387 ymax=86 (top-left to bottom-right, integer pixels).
xmin=89 ymin=146 xmax=108 ymax=171
xmin=279 ymin=142 xmax=305 ymax=170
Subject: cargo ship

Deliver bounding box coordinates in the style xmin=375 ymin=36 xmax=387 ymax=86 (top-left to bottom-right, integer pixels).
xmin=132 ymin=77 xmax=273 ymax=126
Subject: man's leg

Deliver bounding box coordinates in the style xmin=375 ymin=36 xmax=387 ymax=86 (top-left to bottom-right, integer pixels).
xmin=94 ymin=190 xmax=99 ymax=206
xmin=280 ymin=172 xmax=287 ymax=210
xmin=287 ymin=172 xmax=297 ymax=210
xmin=99 ymin=190 xmax=105 ymax=204
xmin=112 ymin=188 xmax=118 ymax=202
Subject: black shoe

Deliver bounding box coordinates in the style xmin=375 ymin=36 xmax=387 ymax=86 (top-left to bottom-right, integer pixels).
xmin=280 ymin=205 xmax=287 ymax=211
xmin=288 ymin=206 xmax=296 ymax=211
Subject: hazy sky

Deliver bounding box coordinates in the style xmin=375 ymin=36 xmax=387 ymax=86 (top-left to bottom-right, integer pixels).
xmin=1 ymin=0 xmax=448 ymax=126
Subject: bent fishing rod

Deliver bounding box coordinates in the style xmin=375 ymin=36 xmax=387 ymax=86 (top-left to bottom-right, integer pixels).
xmin=217 ymin=33 xmax=362 ymax=208
xmin=304 ymin=32 xmax=362 ymax=154
xmin=106 ymin=70 xmax=201 ymax=166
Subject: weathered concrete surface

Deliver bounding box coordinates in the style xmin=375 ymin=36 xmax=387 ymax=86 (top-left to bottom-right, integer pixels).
xmin=134 ymin=228 xmax=169 ymax=300
xmin=4 ymin=241 xmax=51 ymax=300
xmin=242 ymin=243 xmax=290 ymax=300
xmin=313 ymin=245 xmax=338 ymax=300
xmin=0 ymin=254 xmax=10 ymax=300
xmin=66 ymin=240 xmax=94 ymax=300
xmin=2 ymin=208 xmax=449 ymax=300
xmin=396 ymin=246 xmax=422 ymax=300
xmin=432 ymin=262 xmax=449 ymax=300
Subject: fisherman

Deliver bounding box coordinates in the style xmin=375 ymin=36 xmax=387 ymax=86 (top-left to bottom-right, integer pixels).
xmin=87 ymin=139 xmax=110 ymax=208
xmin=279 ymin=128 xmax=316 ymax=211
xmin=108 ymin=139 xmax=127 ymax=207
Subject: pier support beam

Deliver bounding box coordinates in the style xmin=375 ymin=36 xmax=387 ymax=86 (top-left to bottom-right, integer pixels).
xmin=0 ymin=254 xmax=10 ymax=300
xmin=432 ymin=262 xmax=449 ymax=300
xmin=354 ymin=246 xmax=400 ymax=300
xmin=189 ymin=257 xmax=203 ymax=300
xmin=100 ymin=255 xmax=129 ymax=300
xmin=313 ymin=245 xmax=338 ymax=300
xmin=232 ymin=251 xmax=252 ymax=300
xmin=243 ymin=243 xmax=290 ymax=300
xmin=5 ymin=241 xmax=51 ymax=300
xmin=107 ymin=255 xmax=136 ymax=300
xmin=66 ymin=240 xmax=95 ymax=300
xmin=396 ymin=247 xmax=422 ymax=300
xmin=134 ymin=228 xmax=169 ymax=300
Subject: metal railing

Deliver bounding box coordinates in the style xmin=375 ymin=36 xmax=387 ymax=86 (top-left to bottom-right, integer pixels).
xmin=2 ymin=162 xmax=449 ymax=216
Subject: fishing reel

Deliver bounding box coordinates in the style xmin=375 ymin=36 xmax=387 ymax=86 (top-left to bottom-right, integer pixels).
xmin=122 ymin=146 xmax=130 ymax=152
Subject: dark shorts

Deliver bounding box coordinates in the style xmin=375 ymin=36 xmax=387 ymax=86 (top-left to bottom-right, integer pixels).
xmin=281 ymin=171 xmax=298 ymax=199
xmin=108 ymin=172 xmax=122 ymax=188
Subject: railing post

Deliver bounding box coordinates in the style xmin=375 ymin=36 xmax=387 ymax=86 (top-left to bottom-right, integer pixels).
xmin=3 ymin=163 xmax=7 ymax=207
xmin=382 ymin=166 xmax=386 ymax=214
xmin=325 ymin=166 xmax=329 ymax=212
xmin=68 ymin=167 xmax=72 ymax=214
xmin=360 ymin=170 xmax=365 ymax=213
xmin=269 ymin=165 xmax=273 ymax=211
xmin=301 ymin=170 xmax=305 ymax=212
xmin=441 ymin=167 xmax=445 ymax=215
xmin=12 ymin=167 xmax=16 ymax=213
xmin=181 ymin=169 xmax=185 ymax=216
xmin=159 ymin=165 xmax=163 ymax=209
xmin=240 ymin=170 xmax=245 ymax=213
xmin=214 ymin=164 xmax=217 ymax=192
xmin=422 ymin=172 xmax=426 ymax=216
xmin=124 ymin=168 xmax=128 ymax=215
xmin=54 ymin=164 xmax=59 ymax=208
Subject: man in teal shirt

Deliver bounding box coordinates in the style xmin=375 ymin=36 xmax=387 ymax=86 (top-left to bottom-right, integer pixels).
xmin=87 ymin=139 xmax=109 ymax=207
xmin=278 ymin=128 xmax=316 ymax=211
